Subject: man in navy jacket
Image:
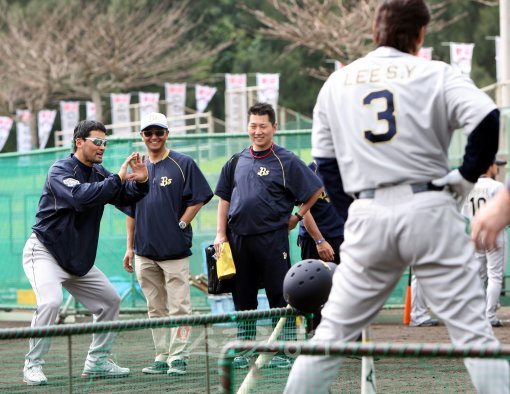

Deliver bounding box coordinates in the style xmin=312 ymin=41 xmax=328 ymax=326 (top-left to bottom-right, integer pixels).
xmin=22 ymin=120 xmax=149 ymax=385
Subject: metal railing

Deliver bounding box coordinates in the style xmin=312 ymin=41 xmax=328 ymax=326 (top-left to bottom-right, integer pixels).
xmin=54 ymin=111 xmax=216 ymax=147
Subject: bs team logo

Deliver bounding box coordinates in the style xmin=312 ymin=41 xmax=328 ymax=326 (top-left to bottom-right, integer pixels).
xmin=257 ymin=167 xmax=270 ymax=176
xmin=160 ymin=176 xmax=172 ymax=186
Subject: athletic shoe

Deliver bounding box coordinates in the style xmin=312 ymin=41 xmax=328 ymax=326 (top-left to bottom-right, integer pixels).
xmin=81 ymin=358 xmax=130 ymax=378
xmin=410 ymin=318 xmax=439 ymax=327
xmin=491 ymin=320 xmax=504 ymax=327
xmin=268 ymin=355 xmax=292 ymax=369
xmin=142 ymin=361 xmax=168 ymax=374
xmin=232 ymin=356 xmax=250 ymax=369
xmin=23 ymin=365 xmax=48 ymax=386
xmin=167 ymin=359 xmax=187 ymax=375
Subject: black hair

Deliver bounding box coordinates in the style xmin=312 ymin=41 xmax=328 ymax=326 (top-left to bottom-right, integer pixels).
xmin=248 ymin=102 xmax=276 ymax=125
xmin=72 ymin=120 xmax=107 ymax=152
xmin=374 ymin=0 xmax=431 ymax=54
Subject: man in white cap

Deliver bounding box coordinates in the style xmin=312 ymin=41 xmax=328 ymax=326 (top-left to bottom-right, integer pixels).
xmin=122 ymin=112 xmax=213 ymax=375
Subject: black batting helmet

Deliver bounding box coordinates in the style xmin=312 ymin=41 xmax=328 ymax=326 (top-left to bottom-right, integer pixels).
xmin=325 ymin=262 xmax=338 ymax=276
xmin=283 ymin=259 xmax=334 ymax=313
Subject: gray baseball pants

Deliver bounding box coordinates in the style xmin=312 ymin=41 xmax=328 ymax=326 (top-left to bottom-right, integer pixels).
xmin=23 ymin=233 xmax=121 ymax=368
xmin=285 ymin=185 xmax=509 ymax=394
xmin=476 ymin=231 xmax=507 ymax=324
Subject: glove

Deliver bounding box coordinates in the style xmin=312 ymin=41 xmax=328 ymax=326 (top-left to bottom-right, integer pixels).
xmin=431 ymin=169 xmax=474 ymax=204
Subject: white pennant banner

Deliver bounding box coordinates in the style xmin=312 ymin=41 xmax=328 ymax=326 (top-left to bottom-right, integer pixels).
xmin=225 ymin=74 xmax=247 ymax=133
xmin=417 ymin=47 xmax=433 ymax=61
xmin=111 ymin=93 xmax=131 ymax=136
xmin=60 ymin=101 xmax=80 ymax=147
xmin=450 ymin=43 xmax=474 ymax=77
xmin=165 ymin=83 xmax=187 ymax=133
xmin=0 ymin=116 xmax=13 ymax=152
xmin=86 ymin=101 xmax=96 ymax=121
xmin=16 ymin=109 xmax=32 ymax=152
xmin=139 ymin=92 xmax=160 ymax=122
xmin=195 ymin=84 xmax=217 ymax=113
xmin=38 ymin=110 xmax=57 ymax=149
xmin=256 ymin=73 xmax=279 ymax=110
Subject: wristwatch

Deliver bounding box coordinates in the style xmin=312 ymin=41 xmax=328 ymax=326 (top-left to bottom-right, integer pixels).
xmin=179 ymin=220 xmax=188 ymax=230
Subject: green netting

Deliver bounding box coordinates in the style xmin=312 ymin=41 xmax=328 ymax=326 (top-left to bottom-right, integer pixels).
xmin=0 ymin=308 xmax=306 ymax=393
xmin=1 ymin=307 xmax=501 ymax=393
xmin=220 ymin=339 xmax=510 ymax=393
xmin=0 ymin=131 xmax=315 ymax=312
xmin=1 ymin=127 xmax=508 ymax=312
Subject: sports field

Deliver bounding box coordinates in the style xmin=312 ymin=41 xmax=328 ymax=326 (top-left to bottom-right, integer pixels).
xmin=2 ymin=307 xmax=509 ymax=393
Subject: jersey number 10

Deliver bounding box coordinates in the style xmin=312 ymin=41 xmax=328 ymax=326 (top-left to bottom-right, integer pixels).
xmin=469 ymin=196 xmax=487 ymax=217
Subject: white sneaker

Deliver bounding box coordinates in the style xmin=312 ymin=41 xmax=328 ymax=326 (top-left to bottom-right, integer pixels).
xmin=23 ymin=365 xmax=48 ymax=386
xmin=82 ymin=358 xmax=130 ymax=378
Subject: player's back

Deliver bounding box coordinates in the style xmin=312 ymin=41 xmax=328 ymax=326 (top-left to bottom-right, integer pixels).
xmin=462 ymin=177 xmax=504 ymax=221
xmin=312 ymin=46 xmax=496 ymax=194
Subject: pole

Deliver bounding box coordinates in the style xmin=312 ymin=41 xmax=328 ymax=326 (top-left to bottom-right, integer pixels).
xmin=501 ymin=0 xmax=510 ymax=107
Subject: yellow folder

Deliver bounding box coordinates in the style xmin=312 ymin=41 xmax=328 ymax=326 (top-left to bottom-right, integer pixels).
xmin=217 ymin=242 xmax=236 ymax=280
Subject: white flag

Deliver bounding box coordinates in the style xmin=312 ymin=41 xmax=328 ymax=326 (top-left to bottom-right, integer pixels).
xmin=60 ymin=101 xmax=80 ymax=147
xmin=225 ymin=74 xmax=247 ymax=133
xmin=256 ymin=73 xmax=279 ymax=110
xmin=16 ymin=109 xmax=32 ymax=152
xmin=0 ymin=116 xmax=13 ymax=152
xmin=110 ymin=93 xmax=131 ymax=135
xmin=417 ymin=47 xmax=433 ymax=61
xmin=450 ymin=43 xmax=474 ymax=77
xmin=165 ymin=83 xmax=187 ymax=133
xmin=139 ymin=92 xmax=160 ymax=122
xmin=86 ymin=101 xmax=96 ymax=121
xmin=38 ymin=110 xmax=57 ymax=149
xmin=195 ymin=84 xmax=217 ymax=113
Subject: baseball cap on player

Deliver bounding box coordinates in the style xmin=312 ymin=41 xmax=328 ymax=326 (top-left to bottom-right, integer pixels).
xmin=140 ymin=112 xmax=169 ymax=131
xmin=495 ymin=159 xmax=507 ymax=166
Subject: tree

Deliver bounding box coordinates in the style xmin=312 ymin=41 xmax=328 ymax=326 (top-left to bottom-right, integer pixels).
xmin=0 ymin=0 xmax=78 ymax=147
xmin=0 ymin=0 xmax=230 ymax=149
xmin=55 ymin=0 xmax=230 ymax=123
xmin=246 ymin=0 xmax=463 ymax=79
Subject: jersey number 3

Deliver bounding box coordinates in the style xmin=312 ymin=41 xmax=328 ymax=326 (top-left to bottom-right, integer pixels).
xmin=363 ymin=89 xmax=397 ymax=143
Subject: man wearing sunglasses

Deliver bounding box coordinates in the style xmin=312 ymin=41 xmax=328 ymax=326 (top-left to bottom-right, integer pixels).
xmin=122 ymin=112 xmax=213 ymax=376
xmin=22 ymin=120 xmax=149 ymax=385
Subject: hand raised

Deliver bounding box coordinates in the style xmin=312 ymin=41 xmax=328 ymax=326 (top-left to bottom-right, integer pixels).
xmin=126 ymin=152 xmax=148 ymax=183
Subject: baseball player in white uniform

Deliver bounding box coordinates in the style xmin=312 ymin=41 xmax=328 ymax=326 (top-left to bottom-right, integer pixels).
xmin=410 ymin=274 xmax=438 ymax=327
xmin=462 ymin=160 xmax=508 ymax=327
xmin=285 ymin=1 xmax=509 ymax=393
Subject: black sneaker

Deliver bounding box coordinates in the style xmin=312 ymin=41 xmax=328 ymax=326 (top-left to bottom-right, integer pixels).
xmin=142 ymin=361 xmax=168 ymax=374
xmin=167 ymin=359 xmax=187 ymax=375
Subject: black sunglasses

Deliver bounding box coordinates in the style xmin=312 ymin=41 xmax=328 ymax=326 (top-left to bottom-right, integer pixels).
xmin=142 ymin=129 xmax=166 ymax=137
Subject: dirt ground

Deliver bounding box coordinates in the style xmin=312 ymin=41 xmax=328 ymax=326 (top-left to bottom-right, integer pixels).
xmin=369 ymin=307 xmax=510 ymax=344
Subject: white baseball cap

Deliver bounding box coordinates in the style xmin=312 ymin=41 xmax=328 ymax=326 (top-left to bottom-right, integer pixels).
xmin=140 ymin=112 xmax=169 ymax=131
